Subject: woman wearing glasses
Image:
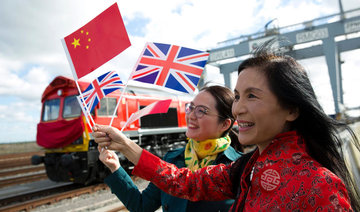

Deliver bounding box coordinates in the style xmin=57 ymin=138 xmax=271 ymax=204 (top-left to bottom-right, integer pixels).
xmin=97 ymin=85 xmax=243 ymax=212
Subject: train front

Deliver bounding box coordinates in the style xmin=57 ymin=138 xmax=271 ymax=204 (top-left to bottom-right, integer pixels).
xmin=31 ymin=76 xmax=105 ymax=184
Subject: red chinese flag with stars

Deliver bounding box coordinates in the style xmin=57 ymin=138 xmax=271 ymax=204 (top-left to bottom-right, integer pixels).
xmin=62 ymin=3 xmax=131 ymax=80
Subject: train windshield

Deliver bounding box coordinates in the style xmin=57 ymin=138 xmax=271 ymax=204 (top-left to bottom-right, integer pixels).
xmin=63 ymin=95 xmax=81 ymax=118
xmin=42 ymin=98 xmax=60 ymax=121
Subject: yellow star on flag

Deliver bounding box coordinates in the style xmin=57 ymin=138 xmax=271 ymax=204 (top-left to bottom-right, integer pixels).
xmin=72 ymin=38 xmax=80 ymax=48
xmin=62 ymin=2 xmax=131 ymax=79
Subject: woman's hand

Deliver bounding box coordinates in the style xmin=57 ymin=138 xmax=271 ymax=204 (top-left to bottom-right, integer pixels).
xmin=98 ymin=146 xmax=120 ymax=173
xmin=92 ymin=124 xmax=130 ymax=151
xmin=92 ymin=124 xmax=143 ymax=165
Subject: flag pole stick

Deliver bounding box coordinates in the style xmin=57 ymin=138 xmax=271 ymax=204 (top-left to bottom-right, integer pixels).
xmin=120 ymin=113 xmax=133 ymax=132
xmin=109 ymin=43 xmax=149 ymax=127
xmin=109 ymin=78 xmax=129 ymax=126
xmin=76 ymin=96 xmax=93 ymax=129
xmin=61 ymin=39 xmax=96 ymax=127
xmin=74 ymin=80 xmax=96 ymax=126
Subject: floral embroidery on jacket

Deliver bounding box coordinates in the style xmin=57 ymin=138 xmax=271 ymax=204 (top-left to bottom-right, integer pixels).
xmin=234 ymin=131 xmax=352 ymax=211
xmin=133 ymin=131 xmax=353 ymax=212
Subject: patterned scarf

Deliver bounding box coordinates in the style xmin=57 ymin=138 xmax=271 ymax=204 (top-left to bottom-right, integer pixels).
xmin=184 ymin=135 xmax=231 ymax=172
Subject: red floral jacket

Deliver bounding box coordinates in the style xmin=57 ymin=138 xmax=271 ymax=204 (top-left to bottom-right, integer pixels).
xmin=133 ymin=131 xmax=353 ymax=211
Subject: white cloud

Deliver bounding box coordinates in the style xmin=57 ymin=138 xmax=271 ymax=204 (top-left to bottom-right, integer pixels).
xmin=341 ymin=49 xmax=360 ymax=108
xmin=0 ymin=102 xmax=40 ymax=143
xmin=299 ymin=56 xmax=337 ymax=114
xmin=0 ymin=65 xmax=50 ymax=100
xmin=0 ymin=103 xmax=37 ymax=123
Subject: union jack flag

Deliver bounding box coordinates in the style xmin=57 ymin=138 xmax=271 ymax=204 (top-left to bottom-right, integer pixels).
xmin=130 ymin=42 xmax=209 ymax=94
xmin=78 ymin=71 xmax=123 ymax=112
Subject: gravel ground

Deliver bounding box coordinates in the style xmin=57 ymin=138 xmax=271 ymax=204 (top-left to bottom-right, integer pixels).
xmin=31 ymin=178 xmax=162 ymax=212
xmin=0 ymin=143 xmax=162 ymax=211
xmin=0 ymin=142 xmax=165 ymax=211
xmin=0 ymin=142 xmax=41 ymax=155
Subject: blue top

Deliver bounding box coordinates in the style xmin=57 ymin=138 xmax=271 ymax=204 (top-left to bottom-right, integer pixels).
xmin=105 ymin=146 xmax=242 ymax=212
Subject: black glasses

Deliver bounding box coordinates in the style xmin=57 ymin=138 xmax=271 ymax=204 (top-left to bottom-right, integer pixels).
xmin=185 ymin=103 xmax=224 ymax=119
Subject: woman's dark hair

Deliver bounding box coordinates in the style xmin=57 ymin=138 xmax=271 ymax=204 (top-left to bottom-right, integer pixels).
xmin=200 ymin=85 xmax=243 ymax=152
xmin=234 ymin=38 xmax=360 ymax=210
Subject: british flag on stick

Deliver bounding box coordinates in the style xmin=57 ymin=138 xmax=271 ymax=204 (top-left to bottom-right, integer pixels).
xmin=130 ymin=42 xmax=209 ymax=94
xmin=78 ymin=71 xmax=124 ymax=113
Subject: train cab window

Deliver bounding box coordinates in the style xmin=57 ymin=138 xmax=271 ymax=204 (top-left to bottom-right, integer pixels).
xmin=63 ymin=95 xmax=81 ymax=118
xmin=98 ymin=97 xmax=117 ymax=116
xmin=140 ymin=107 xmax=178 ymax=128
xmin=42 ymin=98 xmax=60 ymax=121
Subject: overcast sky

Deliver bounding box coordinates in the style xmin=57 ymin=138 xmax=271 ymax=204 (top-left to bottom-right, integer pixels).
xmin=0 ymin=0 xmax=359 ymax=143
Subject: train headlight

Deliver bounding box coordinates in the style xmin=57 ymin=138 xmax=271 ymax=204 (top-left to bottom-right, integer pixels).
xmin=57 ymin=89 xmax=63 ymax=96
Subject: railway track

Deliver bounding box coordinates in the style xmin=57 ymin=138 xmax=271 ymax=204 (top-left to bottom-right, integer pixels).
xmin=0 ymin=151 xmax=46 ymax=188
xmin=0 ymin=152 xmax=152 ymax=211
xmin=0 ymin=183 xmax=108 ymax=212
xmin=0 ymin=151 xmax=137 ymax=211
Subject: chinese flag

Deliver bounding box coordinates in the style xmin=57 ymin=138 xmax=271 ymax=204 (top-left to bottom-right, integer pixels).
xmin=63 ymin=3 xmax=131 ymax=79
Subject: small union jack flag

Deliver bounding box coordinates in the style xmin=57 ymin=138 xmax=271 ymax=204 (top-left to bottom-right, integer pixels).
xmin=78 ymin=71 xmax=123 ymax=112
xmin=130 ymin=42 xmax=209 ymax=94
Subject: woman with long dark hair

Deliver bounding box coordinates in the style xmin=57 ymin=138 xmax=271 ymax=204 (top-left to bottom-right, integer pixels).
xmin=93 ymin=40 xmax=360 ymax=211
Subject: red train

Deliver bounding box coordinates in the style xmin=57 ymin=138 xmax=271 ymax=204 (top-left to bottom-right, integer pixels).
xmin=32 ymin=76 xmax=193 ymax=184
